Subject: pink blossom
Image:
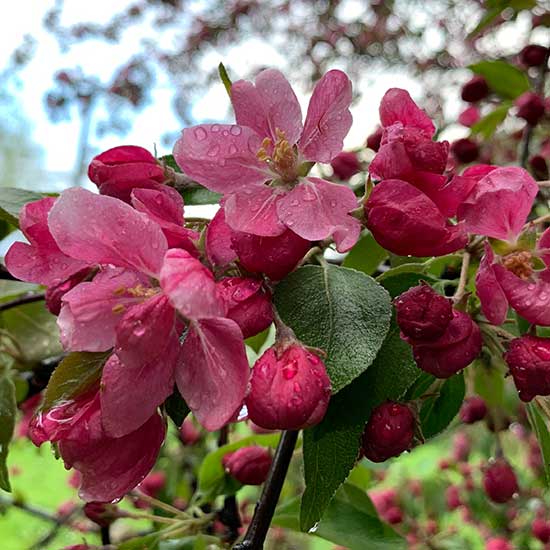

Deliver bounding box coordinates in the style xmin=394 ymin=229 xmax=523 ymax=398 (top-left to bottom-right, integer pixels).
xmin=174 ymin=69 xmax=360 ymax=252
xmin=458 ymin=106 xmax=481 ymax=127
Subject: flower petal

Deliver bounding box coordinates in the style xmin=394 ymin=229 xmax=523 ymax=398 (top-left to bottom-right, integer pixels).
xmin=160 ymin=249 xmax=225 ymax=319
xmin=173 ymin=124 xmax=271 ymax=192
xmin=205 ymin=208 xmax=238 ymax=267
xmin=49 ymin=188 xmax=167 ymax=277
xmin=298 ymin=70 xmax=353 ymax=163
xmin=224 ymin=185 xmax=287 ymax=237
xmin=277 ymin=177 xmax=360 ymax=248
xmin=100 ymin=349 xmax=176 ymax=438
xmin=475 ymin=244 xmax=508 ymax=325
xmin=379 ymin=88 xmax=435 ymax=137
xmin=231 ymin=69 xmax=303 ymax=145
xmin=176 ymin=318 xmax=249 ymax=431
xmin=537 ymin=227 xmax=550 ymax=267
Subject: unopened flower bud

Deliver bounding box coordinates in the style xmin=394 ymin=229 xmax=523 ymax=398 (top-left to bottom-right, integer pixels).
xmin=179 ymin=418 xmax=201 ymax=446
xmin=446 ymin=485 xmax=462 ymax=510
xmin=532 ymin=518 xmax=550 ymax=543
xmin=366 ymin=127 xmax=383 ymax=152
xmin=451 ymin=138 xmax=479 ymax=164
xmin=245 ymin=344 xmax=331 ymax=430
xmin=452 ymin=432 xmax=471 ymax=462
xmin=519 ymin=44 xmax=548 ymax=67
xmin=217 ymin=277 xmax=273 ymax=339
xmin=486 ymin=538 xmax=513 ymax=550
xmin=330 ymin=152 xmax=361 ymax=180
xmin=384 ymin=506 xmax=403 ymax=524
xmin=361 ymin=402 xmax=415 ymax=462
xmin=458 ymin=106 xmax=481 ymax=127
xmin=83 ymin=502 xmax=117 ymax=528
xmin=395 ymin=283 xmax=453 ymax=341
xmin=483 ymin=459 xmax=519 ymax=504
xmin=515 ymin=92 xmax=545 ymax=126
xmin=459 ymin=396 xmax=488 ymax=424
xmin=504 ymin=335 xmax=550 ymax=402
xmin=138 ymin=471 xmax=166 ymax=498
xmin=222 ymin=446 xmax=272 ymax=485
xmin=461 ymin=76 xmax=489 ymax=103
xmin=529 ymin=154 xmax=549 ymax=180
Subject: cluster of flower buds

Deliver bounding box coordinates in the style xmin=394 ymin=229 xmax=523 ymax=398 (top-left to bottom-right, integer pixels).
xmin=395 ymin=283 xmax=482 ymax=378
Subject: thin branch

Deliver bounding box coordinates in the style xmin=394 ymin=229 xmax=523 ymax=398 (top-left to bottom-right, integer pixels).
xmin=0 ymin=293 xmax=46 ymax=313
xmin=0 ymin=495 xmax=62 ymax=524
xmin=100 ymin=525 xmax=111 ymax=545
xmin=233 ymin=430 xmax=298 ymax=550
xmin=453 ymin=251 xmax=470 ymax=306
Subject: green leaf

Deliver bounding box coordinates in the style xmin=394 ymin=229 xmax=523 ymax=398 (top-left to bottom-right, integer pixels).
xmin=43 ymin=351 xmax=109 ymax=409
xmin=377 ymin=269 xmax=437 ymax=299
xmin=274 ymin=265 xmax=392 ymax=392
xmin=343 ymin=232 xmax=388 ymax=275
xmin=181 ymin=187 xmax=222 ymax=206
xmin=0 ymin=364 xmax=16 ymax=491
xmin=299 ymin=317 xmax=420 ymax=531
xmin=0 ymin=281 xmax=39 ymax=300
xmin=164 ymin=387 xmax=190 ymax=427
xmin=420 ymin=373 xmax=465 ymax=439
xmin=218 ymin=62 xmax=233 ymax=97
xmin=469 ymin=0 xmax=536 ymax=37
xmin=470 ymin=104 xmax=510 ymax=139
xmin=469 ymin=60 xmax=530 ymax=100
xmin=526 ymin=402 xmax=550 ymax=486
xmin=474 ymin=359 xmax=505 ymax=407
xmin=196 ymin=433 xmax=280 ymax=502
xmin=0 ymin=188 xmax=47 ymax=227
xmin=159 ymin=154 xmax=181 ymax=173
xmin=245 ymin=325 xmax=272 ymax=354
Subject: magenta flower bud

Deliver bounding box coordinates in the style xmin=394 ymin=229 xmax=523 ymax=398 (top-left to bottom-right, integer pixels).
xmin=330 ymin=151 xmax=361 ymax=180
xmin=384 ymin=506 xmax=403 ymax=525
xmin=245 ymin=344 xmax=331 ymax=430
xmin=459 ymin=396 xmax=488 ymax=424
xmin=231 ymin=228 xmax=311 ymax=281
xmin=458 ymin=106 xmax=481 ymax=127
xmin=87 ymin=145 xmax=165 ymax=202
xmin=45 ymin=268 xmax=92 ymax=315
xmin=394 ymin=283 xmax=453 ymax=341
xmin=452 ymin=432 xmax=471 ymax=462
xmin=361 ymin=402 xmax=415 ymax=463
xmin=83 ymin=502 xmax=116 ymax=527
xmin=366 ymin=126 xmax=383 ymax=152
xmin=139 ymin=471 xmax=166 ymax=498
xmin=533 ymin=518 xmax=550 ymax=543
xmin=222 ymin=446 xmax=272 ymax=485
xmin=483 ymin=459 xmax=519 ymax=504
xmin=486 ymin=538 xmax=513 ymax=550
xmin=515 ymin=91 xmax=545 ymax=126
xmin=179 ymin=418 xmax=201 ymax=446
xmin=519 ymin=44 xmax=548 ymax=67
xmin=408 ymin=311 xmax=482 ymax=379
xmin=217 ymin=277 xmax=273 ymax=339
xmin=445 ymin=485 xmax=462 ymax=511
xmin=451 ymin=138 xmax=479 ymax=164
xmin=461 ymin=76 xmax=489 ymax=103
xmin=504 ymin=335 xmax=550 ymax=402
xmin=529 ymin=154 xmax=549 ymax=180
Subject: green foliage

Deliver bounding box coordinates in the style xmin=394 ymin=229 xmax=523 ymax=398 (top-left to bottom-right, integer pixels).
xmin=468 ymin=0 xmax=536 ymax=37
xmin=469 ymin=60 xmax=530 ymax=99
xmin=274 ymin=264 xmax=392 ymax=392
xmin=526 ymin=402 xmax=550 ymax=486
xmin=0 ymin=187 xmax=49 ymax=227
xmin=343 ymin=231 xmax=388 ymax=275
xmin=119 ymin=534 xmax=221 ymax=550
xmin=0 ymin=363 xmax=16 ymax=491
xmin=299 ymin=317 xmax=421 ymax=531
xmin=470 ymin=104 xmax=511 ymax=138
xmin=218 ymin=62 xmax=233 ymax=96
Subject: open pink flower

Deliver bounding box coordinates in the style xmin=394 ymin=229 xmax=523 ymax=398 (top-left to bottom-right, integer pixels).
xmin=46 ymin=188 xmax=249 ymax=433
xmin=174 ymin=69 xmax=360 ymax=252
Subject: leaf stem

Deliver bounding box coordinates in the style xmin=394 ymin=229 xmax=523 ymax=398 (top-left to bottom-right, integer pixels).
xmin=453 ymin=251 xmax=470 ymax=306
xmin=233 ymin=430 xmax=298 ymax=550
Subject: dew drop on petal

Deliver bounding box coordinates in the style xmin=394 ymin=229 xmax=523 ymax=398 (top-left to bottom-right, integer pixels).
xmin=207 ymin=145 xmax=220 ymax=157
xmin=211 ymin=124 xmax=221 ymax=133
xmin=228 ymin=144 xmax=238 ymax=155
xmin=230 ymin=126 xmax=242 ymax=136
xmin=194 ymin=127 xmax=207 ymax=141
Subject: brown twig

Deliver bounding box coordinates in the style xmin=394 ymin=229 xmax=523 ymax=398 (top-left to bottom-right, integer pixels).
xmin=0 ymin=293 xmax=46 ymax=313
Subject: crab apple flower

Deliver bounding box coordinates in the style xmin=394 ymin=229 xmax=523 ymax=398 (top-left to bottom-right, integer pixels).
xmin=405 ymin=311 xmax=482 ymax=379
xmin=394 ymin=283 xmax=453 ymax=341
xmin=365 ymin=179 xmax=468 ymax=257
xmin=222 ymin=446 xmax=272 ymax=485
xmin=88 ymin=145 xmax=165 ymax=202
xmin=330 ymin=151 xmax=360 ymax=180
xmin=461 ymin=75 xmax=489 ymax=103
xmin=4 ymin=197 xmax=90 ymax=287
xmin=174 ymin=69 xmax=361 ymax=252
xmin=29 ymin=389 xmax=165 ymax=503
xmin=361 ymin=402 xmax=415 ymax=462
xmin=458 ymin=106 xmax=481 ymax=127
xmin=246 ymin=343 xmax=331 ymax=430
xmin=46 ymin=188 xmax=249 ymax=433
xmin=460 ymin=396 xmax=488 ymax=424
xmin=504 ymin=335 xmax=550 ymax=402
xmin=483 ymin=459 xmax=519 ymax=504
xmin=217 ymin=277 xmax=273 ymax=339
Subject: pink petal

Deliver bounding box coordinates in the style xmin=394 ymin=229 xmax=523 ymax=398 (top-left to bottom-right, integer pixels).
xmin=277 ymin=177 xmax=360 ymax=250
xmin=462 ymin=164 xmax=498 ymax=180
xmin=100 ymin=348 xmax=176 ymax=438
xmin=61 ymin=410 xmax=165 ymax=503
xmin=231 ymin=69 xmax=303 ymax=145
xmin=115 ymin=294 xmax=175 ymax=369
xmin=160 ymin=249 xmax=225 ymax=319
xmin=538 ymin=227 xmax=550 ymax=267
xmin=49 ymin=188 xmax=167 ymax=277
xmin=369 ymin=140 xmax=414 ymax=181
xmin=176 ymin=318 xmax=249 ymax=431
xmin=205 ymin=208 xmax=238 ymax=267
xmin=224 ymin=185 xmax=287 ymax=237
xmin=494 ymin=265 xmax=550 ymax=326
xmin=475 ymin=244 xmax=508 ymax=325
xmin=173 ymin=124 xmax=271 ymax=192
xmin=379 ymin=89 xmax=435 ymax=137
xmin=298 ymin=70 xmax=353 ymax=163
xmin=458 ymin=167 xmax=538 ymax=242
xmin=58 ymin=268 xmax=144 ymax=352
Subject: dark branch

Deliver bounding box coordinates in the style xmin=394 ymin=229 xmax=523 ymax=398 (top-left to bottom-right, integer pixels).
xmin=233 ymin=430 xmax=299 ymax=550
xmin=0 ymin=293 xmax=46 ymax=313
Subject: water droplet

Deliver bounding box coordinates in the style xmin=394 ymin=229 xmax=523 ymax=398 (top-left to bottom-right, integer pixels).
xmin=194 ymin=127 xmax=207 ymax=141
xmin=211 ymin=124 xmax=221 ymax=133
xmin=290 ymin=199 xmax=299 ymax=207
xmin=207 ymin=145 xmax=220 ymax=157
xmin=282 ymin=360 xmax=298 ymax=379
xmin=222 ymin=130 xmax=229 ymax=136
xmin=228 ymin=144 xmax=238 ymax=155
xmin=528 ymin=284 xmax=537 ymax=291
xmin=230 ymin=126 xmax=242 ymax=136
xmin=330 ymin=200 xmax=337 ymax=207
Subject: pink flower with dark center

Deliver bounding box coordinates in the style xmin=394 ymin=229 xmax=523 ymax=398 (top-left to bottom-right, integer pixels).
xmin=174 ymin=69 xmax=361 ymax=252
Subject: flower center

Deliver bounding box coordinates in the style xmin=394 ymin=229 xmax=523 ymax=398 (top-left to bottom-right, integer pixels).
xmin=256 ymin=129 xmax=298 ymax=183
xmin=502 ymin=250 xmax=534 ymax=279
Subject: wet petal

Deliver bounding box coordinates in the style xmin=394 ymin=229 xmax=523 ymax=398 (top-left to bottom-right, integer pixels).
xmin=205 ymin=208 xmax=238 ymax=267
xmin=475 ymin=244 xmax=508 ymax=325
xmin=537 ymin=227 xmax=550 ymax=267
xmin=379 ymin=88 xmax=435 ymax=137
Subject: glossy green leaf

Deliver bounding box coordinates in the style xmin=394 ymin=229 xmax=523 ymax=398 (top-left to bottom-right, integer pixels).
xmin=0 ymin=363 xmax=16 ymax=491
xmin=343 ymin=231 xmax=388 ymax=275
xmin=218 ymin=62 xmax=233 ymax=96
xmin=275 ymin=265 xmax=392 ymax=392
xmin=469 ymin=60 xmax=530 ymax=99
xmin=470 ymin=104 xmax=510 ymax=138
xmin=0 ymin=188 xmax=47 ymax=227
xmin=377 ymin=269 xmax=437 ymax=299
xmin=181 ymin=187 xmax=222 ymax=206
xmin=526 ymin=402 xmax=550 ymax=486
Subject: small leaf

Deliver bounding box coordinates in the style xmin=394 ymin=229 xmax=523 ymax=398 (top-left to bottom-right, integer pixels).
xmin=164 ymin=387 xmax=190 ymax=427
xmin=420 ymin=373 xmax=465 ymax=439
xmin=377 ymin=269 xmax=437 ymax=299
xmin=159 ymin=154 xmax=181 ymax=173
xmin=470 ymin=104 xmax=510 ymax=139
xmin=474 ymin=358 xmax=505 ymax=407
xmin=343 ymin=231 xmax=388 ymax=275
xmin=0 ymin=363 xmax=16 ymax=491
xmin=0 ymin=188 xmax=48 ymax=227
xmin=218 ymin=62 xmax=233 ymax=97
xmin=526 ymin=402 xmax=550 ymax=486
xmin=469 ymin=60 xmax=530 ymax=100
xmin=275 ymin=265 xmax=392 ymax=392
xmin=181 ymin=187 xmax=222 ymax=206
xmin=43 ymin=351 xmax=110 ymax=409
